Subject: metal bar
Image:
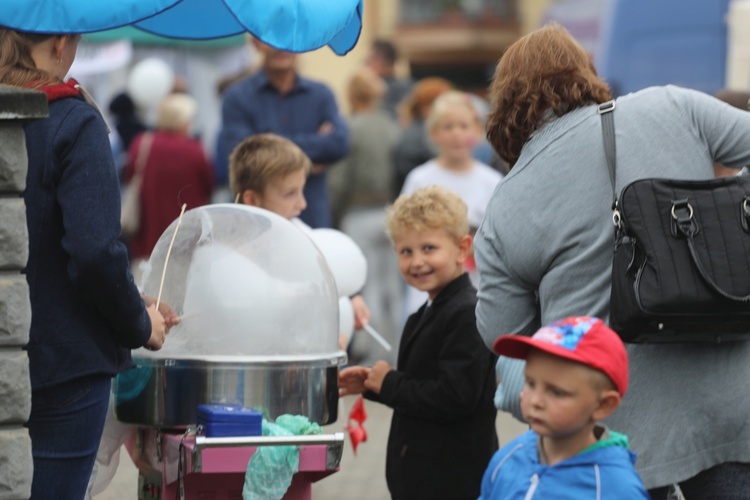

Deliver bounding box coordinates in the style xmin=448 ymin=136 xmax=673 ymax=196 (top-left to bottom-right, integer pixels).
xmin=190 ymin=432 xmax=346 ymax=473
xmin=194 ymin=432 xmax=345 ymax=450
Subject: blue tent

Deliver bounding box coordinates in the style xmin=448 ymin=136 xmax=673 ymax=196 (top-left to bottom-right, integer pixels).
xmin=0 ymin=0 xmax=362 ymax=55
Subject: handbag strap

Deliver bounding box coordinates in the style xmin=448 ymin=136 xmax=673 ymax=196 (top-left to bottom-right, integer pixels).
xmin=133 ymin=132 xmax=154 ymax=179
xmin=598 ymin=100 xmax=617 ymax=205
xmin=672 ymin=199 xmax=750 ymax=302
xmin=687 ymin=237 xmax=750 ymax=302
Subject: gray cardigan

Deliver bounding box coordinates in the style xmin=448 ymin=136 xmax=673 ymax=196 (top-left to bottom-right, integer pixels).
xmin=475 ymin=85 xmax=750 ymax=489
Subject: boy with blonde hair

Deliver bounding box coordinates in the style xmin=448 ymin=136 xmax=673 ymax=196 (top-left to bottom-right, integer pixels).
xmin=229 ymin=133 xmax=370 ymax=339
xmin=480 ymin=317 xmax=648 ymax=499
xmin=339 ymin=185 xmax=498 ymax=500
xmin=229 ymin=133 xmax=311 ymax=218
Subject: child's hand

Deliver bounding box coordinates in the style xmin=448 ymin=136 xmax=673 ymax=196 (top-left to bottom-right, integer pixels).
xmin=142 ymin=294 xmax=180 ymax=332
xmin=351 ymin=294 xmax=371 ymax=329
xmin=364 ymin=361 xmax=392 ymax=395
xmin=339 ymin=366 xmax=371 ymax=396
xmin=144 ymin=304 xmax=166 ymax=351
xmin=158 ymin=302 xmax=180 ymax=332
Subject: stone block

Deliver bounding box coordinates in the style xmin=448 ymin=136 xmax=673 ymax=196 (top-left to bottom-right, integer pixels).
xmin=0 ymin=351 xmax=30 ymax=424
xmin=0 ymin=123 xmax=26 ymax=193
xmin=0 ymin=85 xmax=47 ymax=120
xmin=0 ymin=199 xmax=27 ymax=269
xmin=0 ymin=428 xmax=32 ymax=500
xmin=0 ymin=276 xmax=30 ymax=346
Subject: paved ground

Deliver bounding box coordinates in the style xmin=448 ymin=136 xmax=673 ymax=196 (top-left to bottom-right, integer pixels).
xmin=95 ymin=396 xmax=527 ymax=499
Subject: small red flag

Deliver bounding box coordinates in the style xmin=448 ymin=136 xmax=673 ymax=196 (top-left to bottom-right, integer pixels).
xmin=346 ymin=396 xmax=368 ymax=455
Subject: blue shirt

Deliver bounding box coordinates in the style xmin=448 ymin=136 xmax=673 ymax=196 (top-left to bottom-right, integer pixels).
xmin=218 ymin=70 xmax=349 ymax=228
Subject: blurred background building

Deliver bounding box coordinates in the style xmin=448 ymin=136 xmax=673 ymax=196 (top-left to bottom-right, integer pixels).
xmin=71 ymin=0 xmax=750 ymax=167
xmin=68 ymin=0 xmax=533 ymax=163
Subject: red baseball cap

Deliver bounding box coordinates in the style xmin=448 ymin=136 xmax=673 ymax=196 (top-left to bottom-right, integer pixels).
xmin=493 ymin=316 xmax=629 ymax=396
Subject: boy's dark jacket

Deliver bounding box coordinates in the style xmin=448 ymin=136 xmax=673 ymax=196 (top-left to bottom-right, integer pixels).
xmin=365 ymin=273 xmax=498 ymax=500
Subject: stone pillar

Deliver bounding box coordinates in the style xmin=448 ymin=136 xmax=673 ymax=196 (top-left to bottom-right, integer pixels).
xmin=0 ymin=85 xmax=48 ymax=500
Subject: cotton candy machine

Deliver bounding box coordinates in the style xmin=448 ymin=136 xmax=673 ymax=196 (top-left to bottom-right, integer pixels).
xmin=129 ymin=426 xmax=344 ymax=500
xmin=114 ymin=204 xmax=346 ymax=428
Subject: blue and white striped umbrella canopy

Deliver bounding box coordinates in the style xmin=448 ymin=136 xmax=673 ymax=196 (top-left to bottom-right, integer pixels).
xmin=0 ymin=0 xmax=362 ymax=54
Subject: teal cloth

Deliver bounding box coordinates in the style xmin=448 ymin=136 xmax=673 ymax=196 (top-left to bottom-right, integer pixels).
xmin=243 ymin=415 xmax=322 ymax=500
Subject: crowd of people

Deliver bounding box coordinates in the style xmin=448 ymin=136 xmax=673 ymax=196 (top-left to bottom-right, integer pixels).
xmin=2 ymin=17 xmax=750 ymax=500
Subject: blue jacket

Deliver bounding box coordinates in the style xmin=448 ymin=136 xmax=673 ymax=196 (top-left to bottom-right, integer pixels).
xmin=23 ymin=88 xmax=151 ymax=389
xmin=218 ymin=69 xmax=349 ymax=228
xmin=480 ymin=430 xmax=648 ymax=499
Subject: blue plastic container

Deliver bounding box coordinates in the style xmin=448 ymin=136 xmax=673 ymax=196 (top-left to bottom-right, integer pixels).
xmin=196 ymin=405 xmax=263 ymax=437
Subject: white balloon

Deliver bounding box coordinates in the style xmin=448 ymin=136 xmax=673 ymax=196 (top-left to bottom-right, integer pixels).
xmin=309 ymin=228 xmax=367 ymax=297
xmin=126 ymin=58 xmax=174 ymax=111
xmin=338 ymin=296 xmax=354 ymax=340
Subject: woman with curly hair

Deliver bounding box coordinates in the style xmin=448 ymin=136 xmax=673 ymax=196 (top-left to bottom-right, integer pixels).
xmin=475 ymin=23 xmax=750 ymax=498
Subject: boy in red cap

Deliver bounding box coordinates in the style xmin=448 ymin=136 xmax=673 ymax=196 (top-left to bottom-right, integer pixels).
xmin=479 ymin=316 xmax=648 ymax=499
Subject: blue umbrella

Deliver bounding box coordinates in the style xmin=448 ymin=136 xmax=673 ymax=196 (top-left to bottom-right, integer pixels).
xmin=0 ymin=0 xmax=362 ymax=55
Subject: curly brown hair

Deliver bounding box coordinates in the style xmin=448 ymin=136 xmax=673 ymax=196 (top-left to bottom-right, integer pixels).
xmin=486 ymin=23 xmax=611 ymax=168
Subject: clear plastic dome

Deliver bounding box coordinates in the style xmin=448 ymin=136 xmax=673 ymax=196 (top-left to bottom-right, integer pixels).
xmin=136 ymin=204 xmax=340 ymax=361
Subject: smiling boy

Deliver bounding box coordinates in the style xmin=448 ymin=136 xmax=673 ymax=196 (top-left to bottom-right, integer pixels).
xmin=479 ymin=317 xmax=648 ymax=499
xmin=339 ymin=185 xmax=498 ymax=500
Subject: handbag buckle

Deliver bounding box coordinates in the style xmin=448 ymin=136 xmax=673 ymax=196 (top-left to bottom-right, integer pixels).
xmin=612 ymin=209 xmax=622 ymax=228
xmin=671 ymin=199 xmax=698 ymax=237
xmin=671 ymin=200 xmax=693 ymax=221
xmin=598 ymin=100 xmax=616 ymax=114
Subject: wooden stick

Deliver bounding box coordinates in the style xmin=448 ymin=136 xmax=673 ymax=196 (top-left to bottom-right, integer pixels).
xmin=363 ymin=323 xmax=392 ymax=352
xmin=175 ymin=311 xmax=204 ymax=322
xmin=156 ymin=204 xmax=187 ymax=310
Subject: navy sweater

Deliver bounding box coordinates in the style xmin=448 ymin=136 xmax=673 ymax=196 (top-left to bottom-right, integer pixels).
xmin=23 ymin=90 xmax=151 ymax=389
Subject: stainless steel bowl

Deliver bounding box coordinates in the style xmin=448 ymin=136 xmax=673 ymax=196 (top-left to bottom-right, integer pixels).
xmin=114 ymin=353 xmax=346 ymax=428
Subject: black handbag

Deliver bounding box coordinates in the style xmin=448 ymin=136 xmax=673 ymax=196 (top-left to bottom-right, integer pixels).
xmin=599 ymin=100 xmax=750 ymax=343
